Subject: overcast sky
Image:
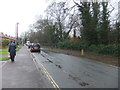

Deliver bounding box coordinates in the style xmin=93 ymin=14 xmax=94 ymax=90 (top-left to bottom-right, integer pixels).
xmin=0 ymin=0 xmax=49 ymax=37
xmin=0 ymin=0 xmax=119 ymax=37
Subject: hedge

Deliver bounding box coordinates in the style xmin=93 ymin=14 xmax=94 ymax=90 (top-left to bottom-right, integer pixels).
xmin=42 ymin=41 xmax=119 ymax=57
xmin=2 ymin=39 xmax=10 ymax=47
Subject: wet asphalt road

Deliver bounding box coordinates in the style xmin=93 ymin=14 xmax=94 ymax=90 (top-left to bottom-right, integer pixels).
xmin=33 ymin=48 xmax=118 ymax=88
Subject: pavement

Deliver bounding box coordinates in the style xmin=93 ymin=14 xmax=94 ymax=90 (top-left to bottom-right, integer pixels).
xmin=1 ymin=46 xmax=53 ymax=88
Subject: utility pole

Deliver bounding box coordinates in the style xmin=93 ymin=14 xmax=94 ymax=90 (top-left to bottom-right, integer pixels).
xmin=16 ymin=22 xmax=19 ymax=45
xmin=118 ymin=1 xmax=120 ymax=23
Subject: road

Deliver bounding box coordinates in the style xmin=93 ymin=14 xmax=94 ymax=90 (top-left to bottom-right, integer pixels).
xmin=1 ymin=46 xmax=118 ymax=89
xmin=32 ymin=48 xmax=118 ymax=88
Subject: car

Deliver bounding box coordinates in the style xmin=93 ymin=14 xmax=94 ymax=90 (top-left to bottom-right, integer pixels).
xmin=28 ymin=43 xmax=31 ymax=48
xmin=26 ymin=41 xmax=30 ymax=46
xmin=30 ymin=43 xmax=41 ymax=52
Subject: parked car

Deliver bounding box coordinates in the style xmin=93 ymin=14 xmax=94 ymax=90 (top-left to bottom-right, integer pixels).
xmin=26 ymin=41 xmax=30 ymax=46
xmin=30 ymin=43 xmax=41 ymax=52
xmin=28 ymin=43 xmax=31 ymax=48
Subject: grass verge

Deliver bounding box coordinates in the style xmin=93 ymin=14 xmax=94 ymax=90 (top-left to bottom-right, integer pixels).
xmin=0 ymin=49 xmax=8 ymax=55
xmin=0 ymin=45 xmax=23 ymax=61
xmin=16 ymin=45 xmax=22 ymax=51
xmin=0 ymin=45 xmax=22 ymax=55
xmin=0 ymin=57 xmax=10 ymax=61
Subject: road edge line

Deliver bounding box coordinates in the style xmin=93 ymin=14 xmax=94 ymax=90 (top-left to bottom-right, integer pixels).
xmin=27 ymin=47 xmax=61 ymax=90
xmin=32 ymin=53 xmax=61 ymax=90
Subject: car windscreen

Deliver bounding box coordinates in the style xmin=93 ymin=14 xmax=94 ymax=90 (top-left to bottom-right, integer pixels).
xmin=33 ymin=44 xmax=40 ymax=47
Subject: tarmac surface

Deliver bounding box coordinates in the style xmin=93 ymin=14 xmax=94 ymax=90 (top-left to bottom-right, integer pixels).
xmin=2 ymin=46 xmax=53 ymax=88
xmin=0 ymin=46 xmax=119 ymax=89
xmin=33 ymin=49 xmax=118 ymax=88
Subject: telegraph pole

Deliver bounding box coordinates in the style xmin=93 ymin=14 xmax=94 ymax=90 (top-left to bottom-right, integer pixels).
xmin=16 ymin=22 xmax=19 ymax=45
xmin=118 ymin=1 xmax=120 ymax=23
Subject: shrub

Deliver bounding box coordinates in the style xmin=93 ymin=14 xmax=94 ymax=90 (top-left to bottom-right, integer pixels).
xmin=113 ymin=44 xmax=120 ymax=57
xmin=42 ymin=41 xmax=119 ymax=57
xmin=2 ymin=39 xmax=10 ymax=47
xmin=88 ymin=45 xmax=98 ymax=52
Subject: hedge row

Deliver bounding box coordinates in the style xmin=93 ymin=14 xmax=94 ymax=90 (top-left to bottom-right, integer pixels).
xmin=42 ymin=41 xmax=120 ymax=57
xmin=87 ymin=44 xmax=119 ymax=56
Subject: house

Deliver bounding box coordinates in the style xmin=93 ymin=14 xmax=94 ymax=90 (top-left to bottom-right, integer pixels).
xmin=0 ymin=32 xmax=15 ymax=45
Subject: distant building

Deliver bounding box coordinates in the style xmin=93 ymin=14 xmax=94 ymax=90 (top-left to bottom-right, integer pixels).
xmin=0 ymin=32 xmax=15 ymax=44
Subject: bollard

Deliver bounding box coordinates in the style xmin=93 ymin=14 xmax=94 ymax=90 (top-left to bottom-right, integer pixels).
xmin=81 ymin=49 xmax=84 ymax=56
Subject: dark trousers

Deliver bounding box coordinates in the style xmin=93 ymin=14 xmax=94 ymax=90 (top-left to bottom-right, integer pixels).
xmin=10 ymin=55 xmax=15 ymax=61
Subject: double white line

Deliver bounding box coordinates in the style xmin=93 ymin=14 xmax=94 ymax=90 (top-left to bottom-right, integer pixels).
xmin=32 ymin=53 xmax=61 ymax=90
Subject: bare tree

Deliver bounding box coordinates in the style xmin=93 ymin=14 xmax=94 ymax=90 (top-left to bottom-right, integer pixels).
xmin=45 ymin=2 xmax=70 ymax=41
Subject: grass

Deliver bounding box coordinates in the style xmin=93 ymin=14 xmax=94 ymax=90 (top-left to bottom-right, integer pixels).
xmin=0 ymin=49 xmax=8 ymax=55
xmin=0 ymin=44 xmax=23 ymax=61
xmin=16 ymin=45 xmax=22 ymax=51
xmin=0 ymin=57 xmax=10 ymax=61
xmin=0 ymin=45 xmax=22 ymax=55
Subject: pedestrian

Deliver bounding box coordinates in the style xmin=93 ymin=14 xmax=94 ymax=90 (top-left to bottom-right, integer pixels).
xmin=8 ymin=40 xmax=17 ymax=62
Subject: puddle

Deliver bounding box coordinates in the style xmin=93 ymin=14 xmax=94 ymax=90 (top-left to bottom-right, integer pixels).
xmin=56 ymin=64 xmax=62 ymax=69
xmin=69 ymin=74 xmax=81 ymax=82
xmin=68 ymin=74 xmax=89 ymax=87
xmin=41 ymin=52 xmax=62 ymax=69
xmin=41 ymin=54 xmax=45 ymax=57
xmin=79 ymin=82 xmax=89 ymax=86
xmin=42 ymin=61 xmax=49 ymax=63
xmin=47 ymin=58 xmax=53 ymax=63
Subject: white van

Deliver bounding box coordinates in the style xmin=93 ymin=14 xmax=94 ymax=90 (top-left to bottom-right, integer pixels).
xmin=26 ymin=41 xmax=30 ymax=46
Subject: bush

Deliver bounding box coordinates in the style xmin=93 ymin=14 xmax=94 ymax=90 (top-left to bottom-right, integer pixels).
xmin=88 ymin=45 xmax=98 ymax=52
xmin=113 ymin=44 xmax=120 ymax=57
xmin=42 ymin=41 xmax=119 ymax=57
xmin=56 ymin=41 xmax=87 ymax=50
xmin=2 ymin=39 xmax=10 ymax=47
